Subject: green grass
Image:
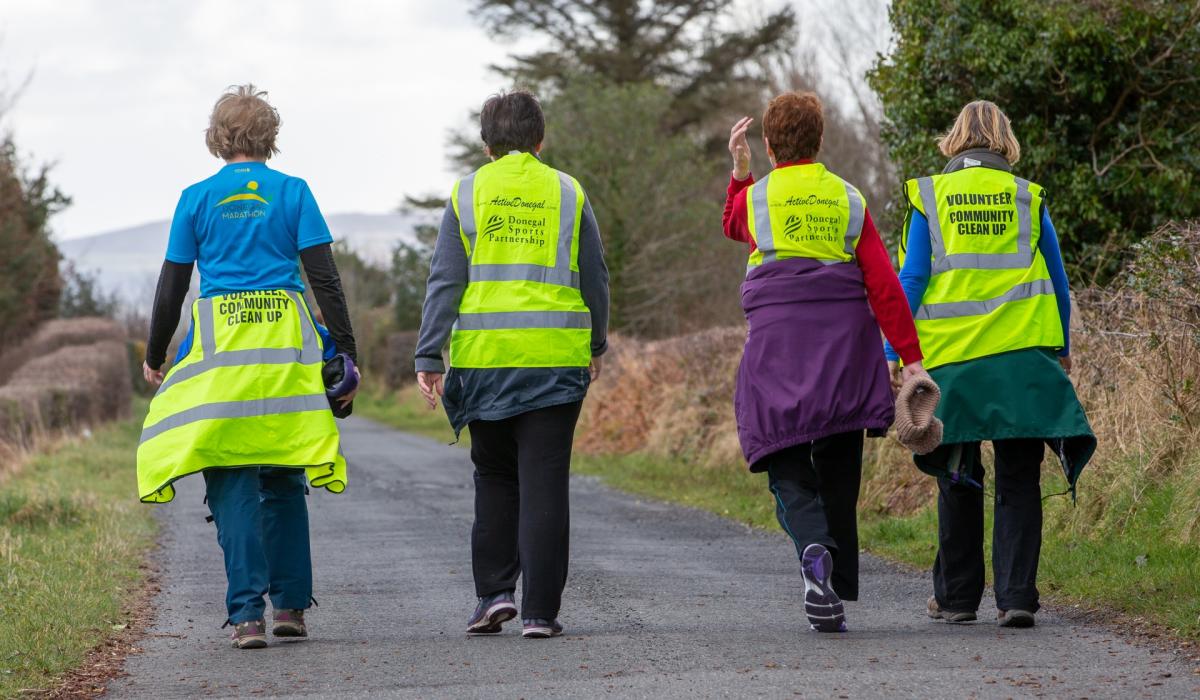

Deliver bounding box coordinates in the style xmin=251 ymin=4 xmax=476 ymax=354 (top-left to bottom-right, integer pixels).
xmin=0 ymin=401 xmax=157 ymax=697
xmin=362 ymin=387 xmax=1200 ymax=639
xmin=356 ymin=387 xmax=464 ymax=443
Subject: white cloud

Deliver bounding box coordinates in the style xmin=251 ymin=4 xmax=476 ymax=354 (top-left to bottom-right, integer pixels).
xmin=0 ymin=0 xmax=523 ymax=242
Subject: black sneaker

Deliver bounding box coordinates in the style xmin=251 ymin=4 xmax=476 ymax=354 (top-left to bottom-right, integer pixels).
xmin=801 ymin=543 xmax=847 ymax=633
xmin=467 ymin=591 xmax=518 ymax=634
xmin=521 ymin=618 xmax=564 ymax=638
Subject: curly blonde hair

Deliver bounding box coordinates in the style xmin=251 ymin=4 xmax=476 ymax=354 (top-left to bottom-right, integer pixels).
xmin=205 ymin=84 xmax=281 ymax=161
xmin=938 ymin=100 xmax=1021 ymax=164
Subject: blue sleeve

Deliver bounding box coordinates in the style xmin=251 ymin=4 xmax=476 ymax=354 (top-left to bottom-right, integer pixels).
xmin=883 ymin=209 xmax=932 ymax=361
xmin=165 ymin=191 xmax=198 ymax=263
xmin=295 ymin=180 xmax=335 ymax=251
xmin=317 ymin=323 xmax=336 ymax=361
xmin=1039 ymin=206 xmax=1071 ymax=356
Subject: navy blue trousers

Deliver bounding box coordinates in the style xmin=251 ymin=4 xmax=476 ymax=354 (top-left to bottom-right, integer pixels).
xmin=760 ymin=430 xmax=864 ymax=601
xmin=204 ymin=467 xmax=312 ymax=623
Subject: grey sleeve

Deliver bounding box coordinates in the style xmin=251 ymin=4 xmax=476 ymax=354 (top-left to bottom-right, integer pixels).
xmin=414 ymin=204 xmax=468 ymax=373
xmin=577 ymin=198 xmax=610 ymax=356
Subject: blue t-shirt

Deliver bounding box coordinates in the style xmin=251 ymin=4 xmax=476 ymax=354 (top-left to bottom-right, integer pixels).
xmin=166 ymin=162 xmax=333 ymax=297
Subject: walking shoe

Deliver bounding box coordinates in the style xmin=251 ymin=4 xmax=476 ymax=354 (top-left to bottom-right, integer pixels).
xmin=522 ymin=618 xmax=564 ymax=638
xmin=927 ymin=595 xmax=977 ymax=623
xmin=467 ymin=590 xmax=518 ymax=634
xmin=229 ymin=619 xmax=267 ymax=649
xmin=800 ymin=543 xmax=847 ymax=633
xmin=272 ymin=609 xmax=307 ymax=638
xmin=998 ymin=609 xmax=1036 ymax=628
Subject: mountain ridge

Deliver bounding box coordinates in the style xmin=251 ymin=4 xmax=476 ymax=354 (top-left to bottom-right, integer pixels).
xmin=57 ymin=211 xmax=421 ymax=300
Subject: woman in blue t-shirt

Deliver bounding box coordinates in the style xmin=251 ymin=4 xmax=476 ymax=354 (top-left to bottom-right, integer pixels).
xmin=142 ymin=84 xmax=358 ymax=649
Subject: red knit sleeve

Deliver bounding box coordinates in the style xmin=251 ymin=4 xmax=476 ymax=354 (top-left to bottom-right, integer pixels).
xmin=856 ymin=210 xmax=923 ymax=364
xmin=723 ymin=173 xmax=756 ymax=251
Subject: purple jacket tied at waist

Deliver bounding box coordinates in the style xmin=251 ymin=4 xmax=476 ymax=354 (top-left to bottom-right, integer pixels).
xmin=736 ymin=257 xmax=895 ymax=470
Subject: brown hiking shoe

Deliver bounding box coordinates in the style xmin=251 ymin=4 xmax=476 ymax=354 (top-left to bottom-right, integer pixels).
xmin=998 ymin=609 xmax=1036 ymax=628
xmin=273 ymin=609 xmax=308 ymax=638
xmin=230 ymin=619 xmax=267 ymax=649
xmin=927 ymin=595 xmax=977 ymax=623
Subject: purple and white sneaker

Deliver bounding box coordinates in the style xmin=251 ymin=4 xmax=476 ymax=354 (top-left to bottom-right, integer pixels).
xmin=801 ymin=543 xmax=847 ymax=633
xmin=467 ymin=590 xmax=518 ymax=634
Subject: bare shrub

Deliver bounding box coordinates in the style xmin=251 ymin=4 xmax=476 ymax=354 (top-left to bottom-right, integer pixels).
xmin=0 ymin=331 xmax=132 ymax=473
xmin=577 ymin=328 xmax=744 ymax=466
xmin=0 ymin=317 xmax=125 ymax=385
xmin=1057 ymin=222 xmax=1200 ymax=540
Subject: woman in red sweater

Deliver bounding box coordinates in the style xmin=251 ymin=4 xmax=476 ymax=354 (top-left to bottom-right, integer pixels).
xmin=721 ymin=92 xmax=925 ymax=633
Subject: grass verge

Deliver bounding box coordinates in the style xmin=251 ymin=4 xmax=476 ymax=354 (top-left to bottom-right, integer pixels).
xmin=0 ymin=401 xmax=156 ymax=697
xmin=360 ymin=386 xmax=1200 ymax=641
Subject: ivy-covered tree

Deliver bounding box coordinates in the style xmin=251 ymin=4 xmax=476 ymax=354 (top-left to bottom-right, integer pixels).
xmin=868 ymin=0 xmax=1200 ymax=281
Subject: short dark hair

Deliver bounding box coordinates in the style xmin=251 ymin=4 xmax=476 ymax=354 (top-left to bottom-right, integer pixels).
xmin=763 ymin=92 xmax=824 ymax=162
xmin=479 ymin=90 xmax=545 ymax=155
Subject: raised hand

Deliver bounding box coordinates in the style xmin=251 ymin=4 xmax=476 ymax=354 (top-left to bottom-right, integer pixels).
xmin=729 ymin=116 xmax=753 ymax=180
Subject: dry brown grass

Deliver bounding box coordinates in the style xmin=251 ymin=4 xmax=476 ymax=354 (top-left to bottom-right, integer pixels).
xmin=0 ymin=318 xmax=132 ymax=474
xmin=0 ymin=317 xmax=126 ymax=386
xmin=576 ymin=222 xmax=1200 ymax=534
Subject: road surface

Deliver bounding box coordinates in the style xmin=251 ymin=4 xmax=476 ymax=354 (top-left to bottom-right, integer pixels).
xmin=109 ymin=417 xmax=1196 ymax=698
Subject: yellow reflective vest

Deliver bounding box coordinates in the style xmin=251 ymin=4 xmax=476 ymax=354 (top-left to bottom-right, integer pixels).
xmin=449 ymin=152 xmax=592 ymax=368
xmin=901 ymin=167 xmax=1063 ymax=369
xmin=137 ymin=289 xmax=346 ymax=503
xmin=745 ymin=163 xmax=865 ymax=272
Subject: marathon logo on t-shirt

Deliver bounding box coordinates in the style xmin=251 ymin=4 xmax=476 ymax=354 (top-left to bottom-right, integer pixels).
xmin=216 ymin=180 xmax=270 ymax=220
xmin=944 ymin=191 xmax=1014 ymax=236
xmin=218 ymin=291 xmax=292 ymax=326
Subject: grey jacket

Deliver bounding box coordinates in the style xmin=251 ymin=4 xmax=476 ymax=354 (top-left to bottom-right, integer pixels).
xmin=414 ymin=184 xmax=610 ymax=431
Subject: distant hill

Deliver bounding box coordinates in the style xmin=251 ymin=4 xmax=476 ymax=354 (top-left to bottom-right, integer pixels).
xmin=56 ymin=211 xmax=421 ymax=302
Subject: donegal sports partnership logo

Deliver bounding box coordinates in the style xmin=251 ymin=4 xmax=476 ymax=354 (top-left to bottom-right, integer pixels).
xmin=784 ymin=215 xmax=804 ymax=237
xmin=483 ymin=215 xmax=505 ymax=236
xmin=215 ymin=180 xmax=270 ymax=207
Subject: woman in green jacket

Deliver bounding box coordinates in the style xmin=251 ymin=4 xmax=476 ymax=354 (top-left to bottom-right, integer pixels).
xmin=885 ymin=100 xmax=1095 ymax=628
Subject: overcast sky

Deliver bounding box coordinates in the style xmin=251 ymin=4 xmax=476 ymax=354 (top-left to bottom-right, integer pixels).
xmin=0 ymin=0 xmax=518 ymax=241
xmin=0 ymin=0 xmax=884 ymax=243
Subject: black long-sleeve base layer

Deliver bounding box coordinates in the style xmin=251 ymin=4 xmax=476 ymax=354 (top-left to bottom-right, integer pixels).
xmin=145 ymin=243 xmax=356 ymax=369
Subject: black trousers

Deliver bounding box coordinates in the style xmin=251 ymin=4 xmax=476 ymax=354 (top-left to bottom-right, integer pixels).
xmin=933 ymin=438 xmax=1044 ymax=614
xmin=759 ymin=430 xmax=863 ymax=601
xmin=466 ymin=400 xmax=582 ymax=620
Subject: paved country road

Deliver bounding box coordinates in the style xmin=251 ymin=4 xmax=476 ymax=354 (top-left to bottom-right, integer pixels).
xmin=109 ymin=417 xmax=1196 ymax=699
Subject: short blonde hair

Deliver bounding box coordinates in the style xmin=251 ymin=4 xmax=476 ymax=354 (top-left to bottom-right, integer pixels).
xmin=205 ymin=84 xmax=281 ymax=161
xmin=938 ymin=100 xmax=1020 ymax=164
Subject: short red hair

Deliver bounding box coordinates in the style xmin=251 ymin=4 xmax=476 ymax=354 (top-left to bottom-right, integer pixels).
xmin=763 ymin=92 xmax=824 ymax=162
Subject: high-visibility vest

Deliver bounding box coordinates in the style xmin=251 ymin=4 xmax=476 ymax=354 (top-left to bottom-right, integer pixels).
xmin=901 ymin=167 xmax=1063 ymax=369
xmin=449 ymin=152 xmax=592 ymax=368
xmin=137 ymin=289 xmax=347 ymax=503
xmin=745 ymin=163 xmax=866 ymax=273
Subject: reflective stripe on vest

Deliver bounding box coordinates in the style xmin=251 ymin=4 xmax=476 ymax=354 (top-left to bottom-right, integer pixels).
xmin=914 ymin=277 xmax=1056 ymax=320
xmin=449 ymin=153 xmax=592 ymax=368
xmin=745 ymin=164 xmax=865 ymax=274
xmin=136 ymin=289 xmax=346 ymax=503
xmin=902 ymin=168 xmax=1062 ymax=368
